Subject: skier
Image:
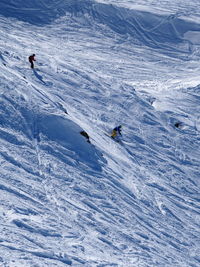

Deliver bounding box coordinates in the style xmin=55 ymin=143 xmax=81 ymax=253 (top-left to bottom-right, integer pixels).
xmin=174 ymin=122 xmax=182 ymax=129
xmin=29 ymin=54 xmax=36 ymax=69
xmin=111 ymin=125 xmax=122 ymax=139
xmin=80 ymin=131 xmax=91 ymax=143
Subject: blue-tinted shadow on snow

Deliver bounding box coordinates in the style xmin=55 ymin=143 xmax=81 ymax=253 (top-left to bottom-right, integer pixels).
xmin=13 ymin=219 xmax=61 ymax=237
xmin=0 ymin=243 xmax=72 ymax=265
xmin=33 ymin=69 xmax=45 ymax=84
xmin=0 ymin=0 xmax=80 ymax=25
xmin=38 ymin=113 xmax=103 ymax=171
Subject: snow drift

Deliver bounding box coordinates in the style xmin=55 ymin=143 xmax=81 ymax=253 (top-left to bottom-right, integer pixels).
xmin=0 ymin=0 xmax=200 ymax=266
xmin=1 ymin=0 xmax=200 ymax=53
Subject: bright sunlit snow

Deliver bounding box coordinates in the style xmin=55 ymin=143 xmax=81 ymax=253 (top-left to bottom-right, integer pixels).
xmin=0 ymin=0 xmax=200 ymax=266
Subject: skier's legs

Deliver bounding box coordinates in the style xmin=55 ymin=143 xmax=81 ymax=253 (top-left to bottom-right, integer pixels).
xmin=111 ymin=130 xmax=117 ymax=138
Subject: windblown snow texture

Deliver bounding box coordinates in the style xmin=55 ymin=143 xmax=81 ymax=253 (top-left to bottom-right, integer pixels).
xmin=0 ymin=0 xmax=200 ymax=266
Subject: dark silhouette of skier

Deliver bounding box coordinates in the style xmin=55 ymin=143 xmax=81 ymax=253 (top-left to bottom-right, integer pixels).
xmin=80 ymin=131 xmax=91 ymax=143
xmin=174 ymin=122 xmax=182 ymax=129
xmin=29 ymin=54 xmax=36 ymax=69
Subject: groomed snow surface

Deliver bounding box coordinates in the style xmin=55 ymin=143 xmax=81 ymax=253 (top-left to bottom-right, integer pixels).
xmin=0 ymin=0 xmax=200 ymax=266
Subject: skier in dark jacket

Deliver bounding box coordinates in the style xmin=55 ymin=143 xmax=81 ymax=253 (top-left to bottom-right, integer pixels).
xmin=174 ymin=122 xmax=183 ymax=129
xmin=111 ymin=125 xmax=122 ymax=139
xmin=29 ymin=54 xmax=36 ymax=69
xmin=80 ymin=131 xmax=91 ymax=143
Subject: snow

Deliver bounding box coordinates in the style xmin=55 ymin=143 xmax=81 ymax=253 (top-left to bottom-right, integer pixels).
xmin=0 ymin=0 xmax=200 ymax=266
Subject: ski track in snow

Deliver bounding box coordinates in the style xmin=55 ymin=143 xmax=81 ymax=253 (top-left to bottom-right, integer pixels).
xmin=0 ymin=0 xmax=200 ymax=266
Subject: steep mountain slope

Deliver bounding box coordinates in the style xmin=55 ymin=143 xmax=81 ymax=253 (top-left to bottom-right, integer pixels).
xmin=0 ymin=1 xmax=200 ymax=266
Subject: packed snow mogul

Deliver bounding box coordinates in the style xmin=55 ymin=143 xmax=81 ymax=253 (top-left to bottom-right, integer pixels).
xmin=80 ymin=131 xmax=91 ymax=143
xmin=29 ymin=54 xmax=36 ymax=68
xmin=111 ymin=125 xmax=122 ymax=139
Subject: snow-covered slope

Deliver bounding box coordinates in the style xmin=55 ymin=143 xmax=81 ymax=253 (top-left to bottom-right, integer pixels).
xmin=0 ymin=0 xmax=200 ymax=266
